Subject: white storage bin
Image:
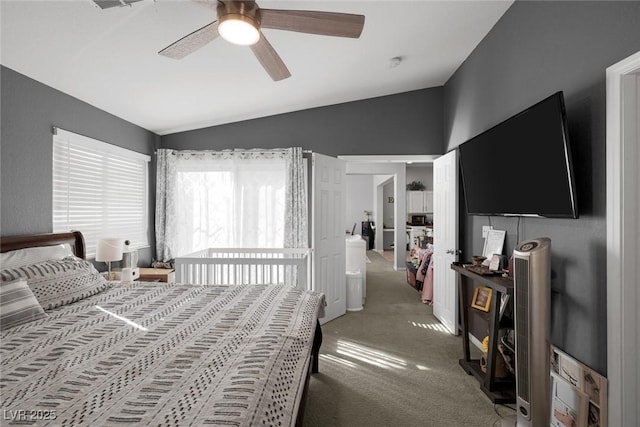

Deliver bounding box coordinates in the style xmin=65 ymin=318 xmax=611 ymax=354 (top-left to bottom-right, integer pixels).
xmin=346 ymin=271 xmax=363 ymax=312
xmin=346 ymin=235 xmax=367 ymax=302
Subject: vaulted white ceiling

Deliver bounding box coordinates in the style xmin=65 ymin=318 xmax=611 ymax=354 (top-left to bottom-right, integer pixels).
xmin=0 ymin=0 xmax=513 ymax=135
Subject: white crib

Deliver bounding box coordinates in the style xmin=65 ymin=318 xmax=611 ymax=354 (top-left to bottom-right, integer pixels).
xmin=175 ymin=248 xmax=312 ymax=290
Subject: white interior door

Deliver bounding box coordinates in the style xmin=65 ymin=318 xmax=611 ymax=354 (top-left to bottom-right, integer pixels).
xmin=433 ymin=149 xmax=459 ymax=335
xmin=312 ymin=153 xmax=346 ymax=324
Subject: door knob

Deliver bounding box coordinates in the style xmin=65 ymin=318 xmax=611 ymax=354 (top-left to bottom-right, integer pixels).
xmin=446 ymin=249 xmax=462 ymax=255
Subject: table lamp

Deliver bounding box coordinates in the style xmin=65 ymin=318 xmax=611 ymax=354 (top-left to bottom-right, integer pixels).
xmin=96 ymin=238 xmax=124 ymax=280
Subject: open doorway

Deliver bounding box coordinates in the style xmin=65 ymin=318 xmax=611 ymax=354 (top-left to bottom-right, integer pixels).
xmin=344 ymin=174 xmax=391 ymax=251
xmin=340 ymin=155 xmax=437 ymax=271
xmin=341 ymin=153 xmax=460 ymax=337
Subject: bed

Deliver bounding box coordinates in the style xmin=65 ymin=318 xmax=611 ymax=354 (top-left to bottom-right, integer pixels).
xmin=0 ymin=231 xmax=324 ymax=426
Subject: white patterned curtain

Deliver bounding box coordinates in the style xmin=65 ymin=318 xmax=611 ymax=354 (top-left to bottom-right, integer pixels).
xmin=284 ymin=147 xmax=308 ymax=248
xmin=155 ymin=148 xmax=308 ymax=261
xmin=155 ymin=149 xmax=177 ymax=261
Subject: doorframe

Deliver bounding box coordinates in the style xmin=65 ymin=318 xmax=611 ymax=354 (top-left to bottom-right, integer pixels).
xmin=606 ymin=50 xmax=640 ymax=427
xmin=343 ymin=161 xmax=406 ymax=270
xmin=340 ymin=155 xmax=438 ymax=271
xmin=374 ymin=174 xmax=393 ymax=252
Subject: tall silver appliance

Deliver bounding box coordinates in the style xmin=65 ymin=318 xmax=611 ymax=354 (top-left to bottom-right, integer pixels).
xmin=503 ymin=237 xmax=551 ymax=427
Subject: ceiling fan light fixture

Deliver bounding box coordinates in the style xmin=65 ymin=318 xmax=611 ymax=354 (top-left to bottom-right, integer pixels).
xmin=218 ymin=14 xmax=260 ymax=46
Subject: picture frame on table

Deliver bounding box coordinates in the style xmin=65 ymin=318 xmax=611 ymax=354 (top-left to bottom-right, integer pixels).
xmin=470 ymin=286 xmax=492 ymax=312
xmin=488 ymin=254 xmax=502 ymax=271
xmin=482 ymin=229 xmax=506 ymax=259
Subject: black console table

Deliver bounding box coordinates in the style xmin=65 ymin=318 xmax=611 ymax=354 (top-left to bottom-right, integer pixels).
xmin=451 ymin=263 xmax=516 ymax=404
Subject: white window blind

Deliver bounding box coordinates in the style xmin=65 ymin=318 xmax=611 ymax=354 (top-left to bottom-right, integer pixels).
xmin=52 ymin=128 xmax=150 ymax=258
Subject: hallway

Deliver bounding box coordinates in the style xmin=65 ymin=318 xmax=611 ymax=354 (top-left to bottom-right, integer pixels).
xmin=303 ymin=251 xmax=511 ymax=426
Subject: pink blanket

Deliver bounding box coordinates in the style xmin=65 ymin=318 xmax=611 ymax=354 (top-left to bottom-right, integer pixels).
xmin=415 ymin=246 xmax=434 ymax=304
xmin=421 ymin=258 xmax=434 ymax=304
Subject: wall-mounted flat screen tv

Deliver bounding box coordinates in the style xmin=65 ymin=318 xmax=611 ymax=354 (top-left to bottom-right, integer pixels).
xmin=458 ymin=91 xmax=578 ymax=218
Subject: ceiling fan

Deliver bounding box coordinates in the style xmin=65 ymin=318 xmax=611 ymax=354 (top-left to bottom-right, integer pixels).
xmin=158 ymin=0 xmax=365 ymax=81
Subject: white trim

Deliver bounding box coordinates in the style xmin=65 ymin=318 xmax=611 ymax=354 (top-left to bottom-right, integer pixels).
xmin=338 ymin=154 xmax=439 ymax=163
xmin=345 ymin=161 xmax=407 ymax=270
xmin=606 ymin=50 xmax=640 ymax=427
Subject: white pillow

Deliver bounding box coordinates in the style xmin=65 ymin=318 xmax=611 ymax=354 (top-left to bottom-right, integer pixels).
xmin=0 ymin=278 xmax=48 ymax=330
xmin=1 ymin=257 xmax=110 ymax=310
xmin=0 ymin=244 xmax=73 ymax=270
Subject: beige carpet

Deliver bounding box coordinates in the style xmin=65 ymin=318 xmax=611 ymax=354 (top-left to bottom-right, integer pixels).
xmin=381 ymin=249 xmax=410 ymax=263
xmin=302 ymin=251 xmax=515 ymax=426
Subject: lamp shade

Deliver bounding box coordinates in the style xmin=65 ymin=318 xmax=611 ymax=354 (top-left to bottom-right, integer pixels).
xmin=95 ymin=238 xmax=124 ymax=262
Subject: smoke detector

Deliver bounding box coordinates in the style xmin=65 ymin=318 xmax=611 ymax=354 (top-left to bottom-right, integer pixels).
xmin=389 ymin=56 xmax=403 ymax=68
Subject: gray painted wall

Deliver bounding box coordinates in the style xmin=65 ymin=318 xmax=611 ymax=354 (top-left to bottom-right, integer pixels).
xmin=345 ymin=174 xmax=374 ymax=235
xmin=443 ymin=0 xmax=640 ymax=374
xmin=161 ymin=87 xmax=444 ymax=156
xmin=0 ymin=66 xmax=160 ymax=265
xmin=406 ymin=164 xmax=433 ymax=192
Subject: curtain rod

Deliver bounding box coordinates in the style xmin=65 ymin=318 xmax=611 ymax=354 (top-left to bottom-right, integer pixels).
xmin=54 ymin=127 xmax=313 ymax=156
xmin=52 ymin=126 xmax=96 ymax=141
xmin=154 ymin=148 xmax=314 ymax=154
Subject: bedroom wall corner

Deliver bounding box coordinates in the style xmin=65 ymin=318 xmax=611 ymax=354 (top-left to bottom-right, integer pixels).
xmin=0 ymin=65 xmax=160 ymax=265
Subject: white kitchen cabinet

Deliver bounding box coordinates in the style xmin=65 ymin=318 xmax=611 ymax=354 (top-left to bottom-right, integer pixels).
xmin=407 ymin=191 xmax=424 ymax=213
xmin=406 ymin=191 xmax=433 ymax=213
xmin=424 ymin=190 xmax=433 ymax=213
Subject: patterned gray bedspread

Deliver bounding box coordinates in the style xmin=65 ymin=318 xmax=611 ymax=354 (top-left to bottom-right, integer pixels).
xmin=0 ymin=283 xmax=324 ymax=426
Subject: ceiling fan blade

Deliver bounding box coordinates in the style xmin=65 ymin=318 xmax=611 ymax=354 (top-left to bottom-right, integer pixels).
xmin=158 ymin=21 xmax=219 ymax=59
xmin=249 ymin=32 xmax=291 ymax=81
xmin=260 ymin=9 xmax=365 ymax=38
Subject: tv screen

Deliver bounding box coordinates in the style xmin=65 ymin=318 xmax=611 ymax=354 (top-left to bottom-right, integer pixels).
xmin=458 ymin=91 xmax=578 ymax=218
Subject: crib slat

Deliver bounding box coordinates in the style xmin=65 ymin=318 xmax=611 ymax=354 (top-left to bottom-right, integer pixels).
xmin=174 ymin=248 xmax=311 ymax=288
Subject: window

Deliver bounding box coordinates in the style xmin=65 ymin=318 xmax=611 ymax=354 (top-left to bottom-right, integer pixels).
xmin=52 ymin=128 xmax=150 ymax=257
xmin=173 ymin=155 xmax=286 ymax=256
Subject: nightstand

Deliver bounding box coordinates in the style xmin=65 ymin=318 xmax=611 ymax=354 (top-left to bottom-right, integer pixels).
xmin=138 ymin=268 xmax=175 ymax=283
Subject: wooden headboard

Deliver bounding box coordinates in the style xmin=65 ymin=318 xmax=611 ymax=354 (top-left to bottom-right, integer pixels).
xmin=0 ymin=231 xmax=86 ymax=259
